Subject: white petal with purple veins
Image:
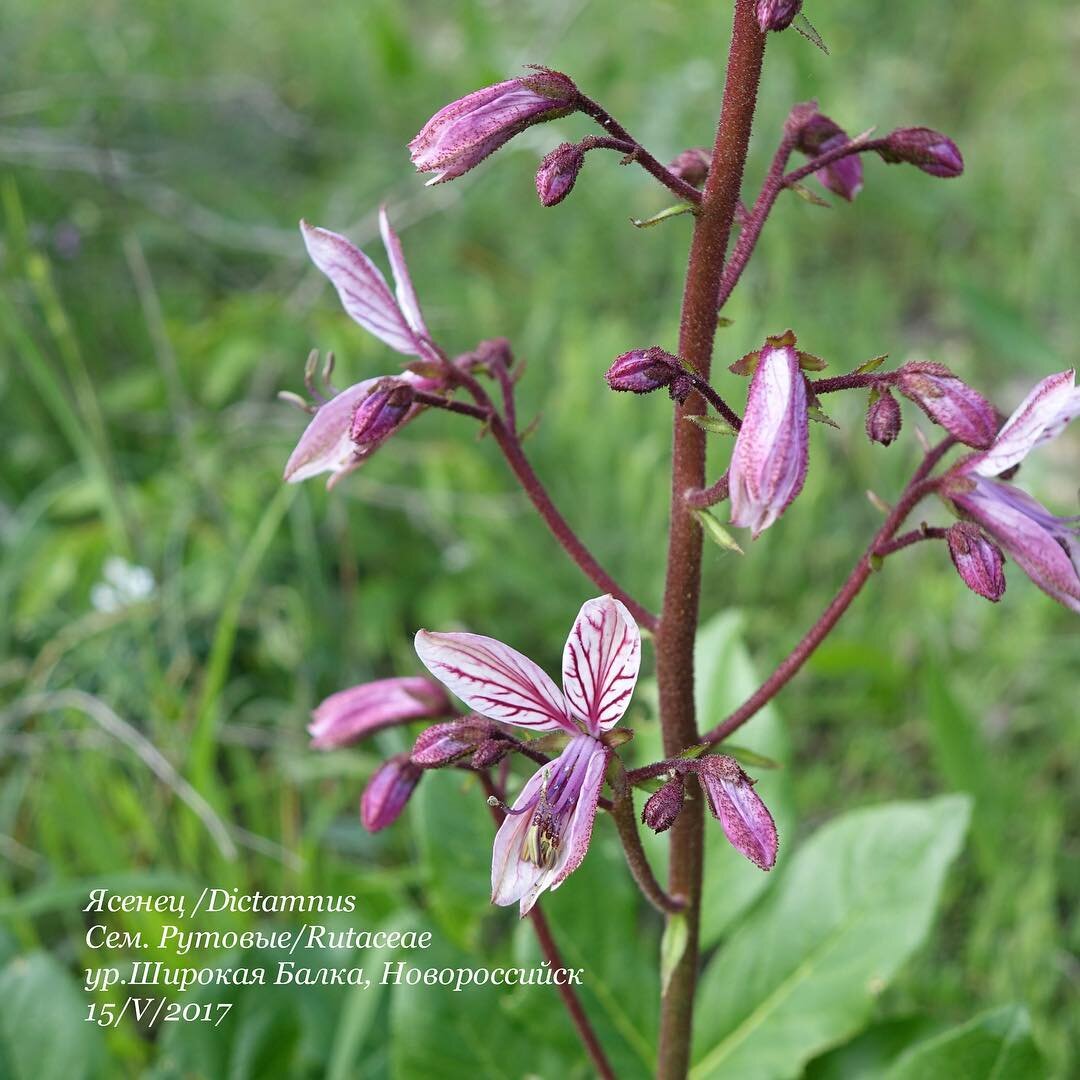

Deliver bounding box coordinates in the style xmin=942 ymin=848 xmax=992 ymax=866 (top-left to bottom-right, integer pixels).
xmin=561 ymin=595 xmax=641 ymax=734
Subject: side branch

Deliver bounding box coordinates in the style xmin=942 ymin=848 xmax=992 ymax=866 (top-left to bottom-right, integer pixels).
xmin=701 ymin=463 xmax=949 ymax=748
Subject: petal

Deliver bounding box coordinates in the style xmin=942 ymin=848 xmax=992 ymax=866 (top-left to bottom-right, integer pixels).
xmin=700 ymin=758 xmax=778 ymax=870
xmin=958 ymin=481 xmax=1080 ymax=612
xmin=378 ymin=206 xmax=429 ymax=339
xmin=973 ymin=369 xmax=1080 ymax=477
xmin=491 ymin=763 xmax=551 ymax=908
xmin=414 ymin=630 xmax=575 ymax=732
xmin=546 ymin=741 xmax=607 ymax=892
xmin=300 ymin=221 xmax=421 ymax=356
xmin=561 ymin=595 xmax=641 ymax=734
xmin=283 ymin=378 xmax=379 ymax=484
xmin=308 ymin=675 xmax=451 ymax=749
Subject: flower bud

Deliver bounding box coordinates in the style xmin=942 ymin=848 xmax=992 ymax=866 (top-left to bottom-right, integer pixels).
xmin=756 ymin=0 xmax=802 ymax=32
xmin=795 ymin=112 xmax=863 ymax=202
xmin=360 ymin=755 xmax=422 ymax=832
xmin=878 ymin=127 xmax=963 ymax=178
xmin=895 ymin=362 xmax=998 ymax=449
xmin=410 ymin=717 xmax=498 ymax=768
xmin=470 ymin=739 xmax=511 ymax=769
xmin=605 ymin=347 xmax=687 ymax=399
xmin=698 ymin=756 xmax=778 ymax=870
xmin=409 ymin=71 xmax=578 ymax=185
xmin=866 ymin=388 xmax=903 ymax=446
xmin=642 ymin=776 xmax=685 ymax=834
xmin=667 ymin=148 xmax=711 ymax=188
xmin=350 ymin=380 xmax=414 ymax=448
xmin=535 ymin=142 xmax=585 ymax=207
xmin=729 ymin=335 xmax=810 ymax=537
xmin=946 ymin=523 xmax=1006 ymax=602
xmin=309 ymin=676 xmax=452 ymax=749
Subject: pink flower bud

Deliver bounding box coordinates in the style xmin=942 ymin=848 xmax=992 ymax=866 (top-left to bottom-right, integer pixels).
xmin=729 ymin=335 xmax=809 ymax=537
xmin=795 ymin=112 xmax=863 ymax=202
xmin=879 ymin=127 xmax=964 ymax=178
xmin=410 ymin=717 xmax=498 ymax=767
xmin=895 ymin=362 xmax=998 ymax=449
xmin=698 ymin=756 xmax=778 ymax=870
xmin=409 ymin=71 xmax=578 ymax=185
xmin=667 ymin=148 xmax=712 ymax=188
xmin=535 ymin=142 xmax=585 ymax=207
xmin=642 ymin=776 xmax=685 ymax=834
xmin=360 ymin=755 xmax=422 ymax=832
xmin=756 ymin=0 xmax=802 ymax=32
xmin=605 ymin=347 xmax=686 ymax=399
xmin=309 ymin=676 xmax=452 ymax=749
xmin=350 ymin=380 xmax=415 ymax=448
xmin=866 ymin=388 xmax=903 ymax=446
xmin=946 ymin=523 xmax=1006 ymax=602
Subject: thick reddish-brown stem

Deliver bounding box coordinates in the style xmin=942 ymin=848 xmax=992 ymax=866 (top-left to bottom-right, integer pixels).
xmin=655 ymin=4 xmax=766 ymax=1076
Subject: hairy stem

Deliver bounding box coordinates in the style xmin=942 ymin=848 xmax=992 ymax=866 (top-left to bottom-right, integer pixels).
xmin=655 ymin=4 xmax=766 ymax=1076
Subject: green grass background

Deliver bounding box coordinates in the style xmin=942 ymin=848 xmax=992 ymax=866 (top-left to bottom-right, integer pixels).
xmin=0 ymin=0 xmax=1077 ymax=1075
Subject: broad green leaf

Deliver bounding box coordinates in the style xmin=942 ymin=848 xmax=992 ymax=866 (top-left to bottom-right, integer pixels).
xmin=0 ymin=953 xmax=103 ymax=1080
xmin=691 ymin=795 xmax=972 ymax=1079
xmin=883 ymin=1005 xmax=1044 ymax=1080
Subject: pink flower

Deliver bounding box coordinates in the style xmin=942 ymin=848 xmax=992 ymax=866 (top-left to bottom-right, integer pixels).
xmin=729 ymin=335 xmax=810 ymax=537
xmin=361 ymin=755 xmax=422 ymax=832
xmin=895 ymin=362 xmax=998 ymax=449
xmin=794 ymin=112 xmax=864 ymax=202
xmin=415 ymin=595 xmax=641 ymax=915
xmin=409 ymin=70 xmax=577 ymax=185
xmin=698 ymin=756 xmax=778 ymax=870
xmin=945 ymin=369 xmax=1080 ymax=611
xmin=946 ymin=523 xmax=1005 ymax=602
xmin=284 ymin=209 xmax=439 ymax=488
xmin=308 ymin=676 xmax=452 ymax=750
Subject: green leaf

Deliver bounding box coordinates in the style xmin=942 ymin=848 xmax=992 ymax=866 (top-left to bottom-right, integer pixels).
xmin=660 ymin=913 xmax=689 ymax=997
xmin=685 ymin=414 xmax=738 ymax=436
xmin=883 ymin=1005 xmax=1045 ymax=1080
xmin=790 ymin=182 xmax=832 ymax=208
xmin=631 ymin=203 xmax=696 ymax=228
xmin=794 ymin=14 xmax=829 ymax=53
xmin=0 ymin=953 xmax=103 ymax=1080
xmin=854 ymin=353 xmax=889 ymax=375
xmin=691 ymin=795 xmax=972 ymax=1079
xmin=719 ymin=743 xmax=780 ymax=770
xmin=693 ymin=509 xmax=745 ymax=555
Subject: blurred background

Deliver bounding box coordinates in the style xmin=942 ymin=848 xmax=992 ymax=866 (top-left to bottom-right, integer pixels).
xmin=0 ymin=0 xmax=1077 ymax=1075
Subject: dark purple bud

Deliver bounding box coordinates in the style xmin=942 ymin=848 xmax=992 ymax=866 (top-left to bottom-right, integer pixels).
xmin=350 ymin=380 xmax=414 ymax=448
xmin=605 ymin=347 xmax=684 ymax=397
xmin=360 ymin=754 xmax=422 ymax=832
xmin=946 ymin=523 xmax=1006 ymax=602
xmin=878 ymin=127 xmax=964 ymax=178
xmin=756 ymin=0 xmax=803 ymax=32
xmin=410 ymin=717 xmax=498 ymax=768
xmin=866 ymin=388 xmax=903 ymax=446
xmin=667 ymin=148 xmax=712 ymax=188
xmin=536 ymin=142 xmax=585 ymax=207
xmin=795 ymin=112 xmax=863 ymax=202
xmin=642 ymin=776 xmax=685 ymax=834
xmin=895 ymin=362 xmax=998 ymax=449
xmin=698 ymin=755 xmax=778 ymax=870
xmin=470 ymin=739 xmax=511 ymax=769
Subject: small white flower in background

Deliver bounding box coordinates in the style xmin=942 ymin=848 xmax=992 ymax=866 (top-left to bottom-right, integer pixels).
xmin=90 ymin=557 xmax=156 ymax=613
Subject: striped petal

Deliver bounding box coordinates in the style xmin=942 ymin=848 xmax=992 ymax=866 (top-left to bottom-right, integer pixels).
xmin=414 ymin=630 xmax=576 ymax=732
xmin=561 ymin=595 xmax=641 ymax=734
xmin=378 ymin=206 xmax=429 ymax=339
xmin=300 ymin=221 xmax=422 ymax=356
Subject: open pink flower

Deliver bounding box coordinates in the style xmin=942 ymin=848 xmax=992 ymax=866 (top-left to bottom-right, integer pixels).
xmin=415 ymin=595 xmax=641 ymax=915
xmin=945 ymin=369 xmax=1080 ymax=611
xmin=284 ymin=208 xmax=440 ymax=488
